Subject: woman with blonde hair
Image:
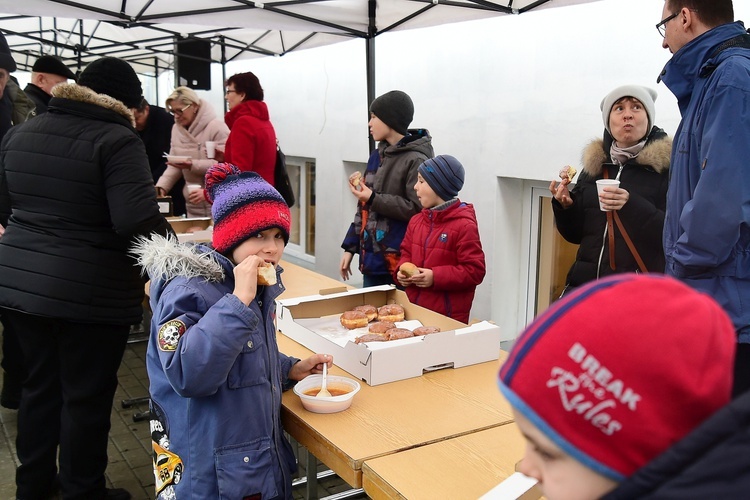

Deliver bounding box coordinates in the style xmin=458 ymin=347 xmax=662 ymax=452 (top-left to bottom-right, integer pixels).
xmin=155 ymin=86 xmax=229 ymax=217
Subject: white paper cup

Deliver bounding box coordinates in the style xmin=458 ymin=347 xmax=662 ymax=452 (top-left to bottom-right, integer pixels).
xmin=205 ymin=141 xmax=216 ymax=159
xmin=596 ymin=179 xmax=620 ymax=211
xmin=187 ymin=183 xmax=202 ymax=194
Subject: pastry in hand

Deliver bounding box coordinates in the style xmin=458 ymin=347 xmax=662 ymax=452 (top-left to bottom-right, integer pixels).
xmin=349 ymin=171 xmax=362 ymax=189
xmin=558 ymin=165 xmax=578 ymax=185
xmin=399 ymin=262 xmax=418 ymax=278
xmin=257 ymin=262 xmax=277 ymax=286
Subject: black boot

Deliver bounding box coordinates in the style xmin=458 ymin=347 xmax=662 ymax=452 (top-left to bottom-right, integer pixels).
xmin=1 ymin=372 xmax=21 ymax=410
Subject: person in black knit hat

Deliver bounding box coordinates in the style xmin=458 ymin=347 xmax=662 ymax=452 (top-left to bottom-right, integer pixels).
xmin=340 ymin=90 xmax=434 ymax=287
xmin=23 ymin=54 xmax=76 ymax=115
xmin=0 ymin=56 xmax=173 ymax=500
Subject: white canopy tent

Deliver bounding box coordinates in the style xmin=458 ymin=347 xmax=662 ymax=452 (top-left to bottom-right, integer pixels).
xmin=0 ymin=0 xmax=602 ymax=118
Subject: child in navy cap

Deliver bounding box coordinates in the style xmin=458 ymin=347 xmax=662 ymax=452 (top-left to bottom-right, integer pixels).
xmin=395 ymin=154 xmax=486 ymax=323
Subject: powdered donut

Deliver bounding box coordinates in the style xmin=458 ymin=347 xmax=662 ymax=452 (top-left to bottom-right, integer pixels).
xmin=340 ymin=310 xmax=369 ymax=330
xmin=377 ymin=304 xmax=405 ymax=323
xmin=413 ymin=326 xmax=441 ymax=336
xmin=385 ymin=328 xmax=414 ymax=340
xmin=354 ymin=304 xmax=378 ymax=322
xmin=368 ymin=321 xmax=396 ymax=334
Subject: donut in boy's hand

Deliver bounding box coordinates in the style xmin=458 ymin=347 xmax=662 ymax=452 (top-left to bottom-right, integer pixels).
xmin=349 ymin=171 xmax=362 ymax=189
xmin=257 ymin=262 xmax=277 ymax=286
xmin=399 ymin=262 xmax=418 ymax=278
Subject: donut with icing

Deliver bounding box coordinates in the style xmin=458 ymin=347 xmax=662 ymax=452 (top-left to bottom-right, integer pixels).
xmin=413 ymin=326 xmax=441 ymax=336
xmin=368 ymin=321 xmax=396 ymax=334
xmin=354 ymin=304 xmax=378 ymax=322
xmin=340 ymin=310 xmax=369 ymax=330
xmin=377 ymin=304 xmax=405 ymax=323
xmin=385 ymin=328 xmax=414 ymax=340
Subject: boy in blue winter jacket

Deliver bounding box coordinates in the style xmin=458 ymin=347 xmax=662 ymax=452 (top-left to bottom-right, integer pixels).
xmin=133 ymin=163 xmax=330 ymax=500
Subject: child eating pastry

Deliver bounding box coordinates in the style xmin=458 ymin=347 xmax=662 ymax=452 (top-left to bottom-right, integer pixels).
xmin=133 ymin=163 xmax=331 ymax=500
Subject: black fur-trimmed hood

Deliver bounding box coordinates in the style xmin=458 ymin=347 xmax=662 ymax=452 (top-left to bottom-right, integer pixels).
xmin=51 ymin=82 xmax=136 ymax=127
xmin=581 ymin=129 xmax=672 ymax=177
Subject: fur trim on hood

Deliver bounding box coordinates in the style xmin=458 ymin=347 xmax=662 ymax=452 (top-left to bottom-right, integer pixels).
xmin=581 ymin=134 xmax=672 ymax=177
xmin=131 ymin=234 xmax=225 ymax=283
xmin=51 ymin=82 xmax=136 ymax=127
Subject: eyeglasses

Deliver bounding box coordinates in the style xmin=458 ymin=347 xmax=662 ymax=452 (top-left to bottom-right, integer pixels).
xmin=225 ymin=89 xmax=238 ymax=96
xmin=168 ymin=103 xmax=192 ymax=115
xmin=656 ymin=12 xmax=678 ymax=37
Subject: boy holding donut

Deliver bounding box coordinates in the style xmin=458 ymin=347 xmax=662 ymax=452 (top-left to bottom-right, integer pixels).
xmin=395 ymin=155 xmax=486 ymax=323
xmin=340 ymin=90 xmax=434 ymax=287
xmin=132 ymin=163 xmax=330 ymax=499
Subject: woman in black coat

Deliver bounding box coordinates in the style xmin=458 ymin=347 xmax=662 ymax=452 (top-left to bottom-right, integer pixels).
xmin=550 ymin=85 xmax=672 ymax=296
xmin=0 ymin=58 xmax=172 ymax=500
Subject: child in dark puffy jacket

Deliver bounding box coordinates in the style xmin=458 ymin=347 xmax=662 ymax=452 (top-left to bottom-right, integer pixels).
xmin=340 ymin=90 xmax=434 ymax=287
xmin=395 ymin=155 xmax=485 ymax=323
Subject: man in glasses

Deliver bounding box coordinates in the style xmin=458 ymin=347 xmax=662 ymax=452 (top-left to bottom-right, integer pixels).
xmin=656 ymin=0 xmax=750 ymax=398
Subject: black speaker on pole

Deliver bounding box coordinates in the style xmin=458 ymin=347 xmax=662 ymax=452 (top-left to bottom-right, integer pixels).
xmin=174 ymin=38 xmax=212 ymax=90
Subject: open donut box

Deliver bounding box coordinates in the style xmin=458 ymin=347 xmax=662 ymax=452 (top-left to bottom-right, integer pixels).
xmin=276 ymin=285 xmax=502 ymax=386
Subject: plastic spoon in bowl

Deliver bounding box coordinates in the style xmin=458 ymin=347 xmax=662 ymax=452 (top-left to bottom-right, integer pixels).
xmin=317 ymin=362 xmax=332 ymax=398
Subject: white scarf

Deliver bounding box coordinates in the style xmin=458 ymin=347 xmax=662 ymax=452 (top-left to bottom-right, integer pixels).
xmin=610 ymin=138 xmax=646 ymax=166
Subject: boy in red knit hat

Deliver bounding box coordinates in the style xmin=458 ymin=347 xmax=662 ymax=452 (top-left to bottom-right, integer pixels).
xmin=499 ymin=273 xmax=750 ymax=499
xmin=133 ymin=163 xmax=331 ymax=499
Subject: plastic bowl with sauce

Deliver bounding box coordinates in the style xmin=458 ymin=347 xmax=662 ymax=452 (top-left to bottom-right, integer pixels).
xmin=293 ymin=374 xmax=361 ymax=413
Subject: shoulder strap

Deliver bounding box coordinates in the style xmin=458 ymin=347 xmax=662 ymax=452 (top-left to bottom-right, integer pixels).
xmin=700 ymin=31 xmax=750 ymax=77
xmin=602 ymin=169 xmax=648 ymax=273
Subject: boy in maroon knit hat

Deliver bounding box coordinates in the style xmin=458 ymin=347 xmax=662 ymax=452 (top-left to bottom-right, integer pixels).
xmin=133 ymin=163 xmax=331 ymax=499
xmin=498 ymin=273 xmax=750 ymax=499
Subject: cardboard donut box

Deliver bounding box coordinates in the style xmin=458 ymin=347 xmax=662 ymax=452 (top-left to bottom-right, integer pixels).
xmin=276 ymin=285 xmax=502 ymax=386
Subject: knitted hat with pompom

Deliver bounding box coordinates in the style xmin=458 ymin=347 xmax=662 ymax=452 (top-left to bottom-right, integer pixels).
xmin=205 ymin=163 xmax=291 ymax=254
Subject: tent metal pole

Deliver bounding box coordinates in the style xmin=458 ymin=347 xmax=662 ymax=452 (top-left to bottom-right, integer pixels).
xmin=366 ymin=0 xmax=376 ymax=152
xmin=220 ymin=36 xmax=227 ymax=114
xmin=154 ymin=57 xmax=159 ymax=104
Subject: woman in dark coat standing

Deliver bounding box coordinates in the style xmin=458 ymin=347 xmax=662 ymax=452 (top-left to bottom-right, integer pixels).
xmin=550 ymin=85 xmax=672 ymax=295
xmin=0 ymin=57 xmax=172 ymax=500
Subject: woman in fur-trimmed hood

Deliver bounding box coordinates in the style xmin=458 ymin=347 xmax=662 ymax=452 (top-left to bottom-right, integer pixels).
xmin=550 ymin=85 xmax=672 ymax=293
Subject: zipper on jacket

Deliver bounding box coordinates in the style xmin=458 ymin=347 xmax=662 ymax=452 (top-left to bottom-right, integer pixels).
xmin=597 ymin=165 xmax=624 ymax=278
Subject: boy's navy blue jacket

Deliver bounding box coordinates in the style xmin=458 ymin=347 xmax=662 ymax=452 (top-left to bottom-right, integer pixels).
xmin=603 ymin=391 xmax=750 ymax=499
xmin=134 ymin=236 xmax=299 ymax=499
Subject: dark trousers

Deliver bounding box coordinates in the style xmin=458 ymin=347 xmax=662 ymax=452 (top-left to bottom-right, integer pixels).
xmin=1 ymin=309 xmax=129 ymax=500
xmin=733 ymin=342 xmax=750 ymax=398
xmin=363 ymin=273 xmax=395 ymax=288
xmin=1 ymin=313 xmax=25 ymax=387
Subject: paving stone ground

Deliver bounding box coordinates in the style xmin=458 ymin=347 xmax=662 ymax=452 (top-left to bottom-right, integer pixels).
xmin=0 ymin=326 xmax=365 ymax=500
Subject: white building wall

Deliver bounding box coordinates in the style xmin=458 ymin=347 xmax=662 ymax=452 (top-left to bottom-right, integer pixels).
xmin=158 ymin=0 xmax=750 ymax=340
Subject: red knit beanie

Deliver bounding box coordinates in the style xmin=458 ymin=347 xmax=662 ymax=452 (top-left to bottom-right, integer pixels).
xmin=498 ymin=274 xmax=735 ymax=481
xmin=205 ymin=163 xmax=291 ymax=255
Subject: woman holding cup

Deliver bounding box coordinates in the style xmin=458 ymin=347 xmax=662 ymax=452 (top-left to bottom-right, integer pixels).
xmin=549 ymin=85 xmax=672 ymax=296
xmin=155 ymin=86 xmax=229 ymax=218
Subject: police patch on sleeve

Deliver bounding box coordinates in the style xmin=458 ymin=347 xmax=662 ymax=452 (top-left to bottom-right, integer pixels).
xmin=158 ymin=320 xmax=186 ymax=351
